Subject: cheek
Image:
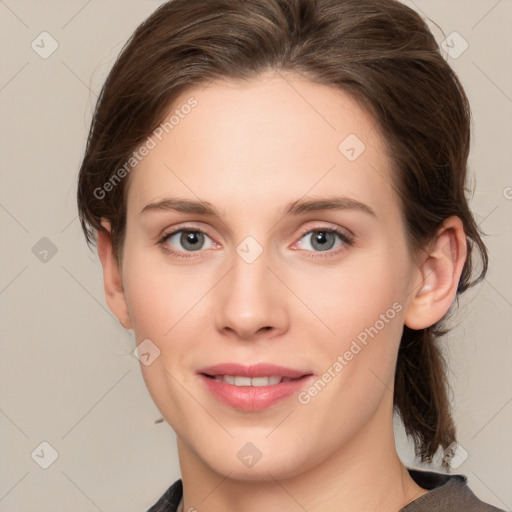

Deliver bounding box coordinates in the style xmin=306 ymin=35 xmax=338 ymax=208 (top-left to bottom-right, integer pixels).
xmin=121 ymin=244 xmax=207 ymax=337
xmin=123 ymin=274 xmax=171 ymax=337
xmin=315 ymin=253 xmax=407 ymax=339
xmin=303 ymin=246 xmax=409 ymax=399
xmin=298 ymin=273 xmax=405 ymax=432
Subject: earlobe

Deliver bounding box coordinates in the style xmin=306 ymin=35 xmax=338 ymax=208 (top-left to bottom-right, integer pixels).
xmin=404 ymin=216 xmax=467 ymax=330
xmin=96 ymin=219 xmax=133 ymax=330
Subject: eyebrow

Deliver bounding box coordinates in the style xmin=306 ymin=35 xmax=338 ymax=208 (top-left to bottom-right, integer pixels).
xmin=283 ymin=196 xmax=376 ymax=218
xmin=140 ymin=196 xmax=377 ymax=219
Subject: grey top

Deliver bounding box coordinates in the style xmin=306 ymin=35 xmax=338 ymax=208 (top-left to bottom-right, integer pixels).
xmin=147 ymin=468 xmax=506 ymax=511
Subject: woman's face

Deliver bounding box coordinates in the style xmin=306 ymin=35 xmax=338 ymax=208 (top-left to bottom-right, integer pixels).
xmin=116 ymin=73 xmax=421 ymax=479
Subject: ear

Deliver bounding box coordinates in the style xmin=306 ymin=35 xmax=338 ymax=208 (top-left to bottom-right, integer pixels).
xmin=404 ymin=216 xmax=467 ymax=330
xmin=96 ymin=219 xmax=133 ymax=330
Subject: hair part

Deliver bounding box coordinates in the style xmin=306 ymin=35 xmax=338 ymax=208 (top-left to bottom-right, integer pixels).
xmin=77 ymin=0 xmax=488 ymax=464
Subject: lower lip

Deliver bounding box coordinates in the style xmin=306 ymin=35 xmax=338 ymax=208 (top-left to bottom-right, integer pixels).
xmin=198 ymin=374 xmax=314 ymax=411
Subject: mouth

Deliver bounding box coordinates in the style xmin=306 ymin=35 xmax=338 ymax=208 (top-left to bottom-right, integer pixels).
xmin=197 ymin=363 xmax=314 ymax=411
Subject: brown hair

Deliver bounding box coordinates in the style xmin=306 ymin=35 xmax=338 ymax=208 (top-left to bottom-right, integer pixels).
xmin=77 ymin=0 xmax=488 ymax=464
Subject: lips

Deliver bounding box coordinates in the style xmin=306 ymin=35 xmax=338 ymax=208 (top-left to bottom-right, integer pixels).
xmin=197 ymin=363 xmax=314 ymax=411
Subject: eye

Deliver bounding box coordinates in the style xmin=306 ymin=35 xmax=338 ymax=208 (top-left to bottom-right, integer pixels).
xmin=295 ymin=227 xmax=352 ymax=255
xmin=159 ymin=228 xmax=217 ymax=257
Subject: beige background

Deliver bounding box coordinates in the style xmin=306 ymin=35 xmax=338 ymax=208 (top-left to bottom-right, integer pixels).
xmin=1 ymin=1 xmax=511 ymax=511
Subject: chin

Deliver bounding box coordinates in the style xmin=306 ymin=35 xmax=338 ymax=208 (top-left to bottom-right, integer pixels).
xmin=209 ymin=457 xmax=305 ymax=482
xmin=197 ymin=438 xmax=316 ymax=482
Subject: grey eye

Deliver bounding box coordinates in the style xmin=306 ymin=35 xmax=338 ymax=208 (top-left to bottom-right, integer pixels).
xmin=299 ymin=230 xmax=344 ymax=252
xmin=165 ymin=230 xmax=213 ymax=252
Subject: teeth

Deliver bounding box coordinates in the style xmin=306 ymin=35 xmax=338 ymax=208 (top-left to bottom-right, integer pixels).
xmin=235 ymin=376 xmax=252 ymax=386
xmin=213 ymin=375 xmax=284 ymax=386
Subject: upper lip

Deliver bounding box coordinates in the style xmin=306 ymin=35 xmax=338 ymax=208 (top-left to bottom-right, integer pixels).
xmin=198 ymin=363 xmax=312 ymax=379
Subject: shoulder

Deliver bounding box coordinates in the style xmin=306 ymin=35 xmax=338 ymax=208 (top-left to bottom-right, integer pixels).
xmin=402 ymin=468 xmax=506 ymax=512
xmin=146 ymin=479 xmax=183 ymax=512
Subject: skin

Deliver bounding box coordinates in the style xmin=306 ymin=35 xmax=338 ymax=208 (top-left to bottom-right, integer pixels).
xmin=97 ymin=71 xmax=467 ymax=512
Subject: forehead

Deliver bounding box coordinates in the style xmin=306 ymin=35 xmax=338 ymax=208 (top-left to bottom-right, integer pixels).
xmin=127 ymin=73 xmax=397 ymax=221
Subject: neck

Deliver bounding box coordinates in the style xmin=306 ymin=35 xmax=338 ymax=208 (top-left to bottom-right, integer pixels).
xmin=177 ymin=398 xmax=426 ymax=512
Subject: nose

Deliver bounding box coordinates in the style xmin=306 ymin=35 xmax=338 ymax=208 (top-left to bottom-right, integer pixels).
xmin=214 ymin=246 xmax=289 ymax=341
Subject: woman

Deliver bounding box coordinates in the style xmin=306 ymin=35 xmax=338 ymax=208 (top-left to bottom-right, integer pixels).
xmin=77 ymin=0 xmax=504 ymax=510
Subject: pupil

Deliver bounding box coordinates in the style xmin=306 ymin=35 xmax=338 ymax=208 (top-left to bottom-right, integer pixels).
xmin=316 ymin=233 xmax=327 ymax=244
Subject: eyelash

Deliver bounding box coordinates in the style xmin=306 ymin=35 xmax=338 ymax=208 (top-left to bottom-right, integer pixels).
xmin=157 ymin=225 xmax=354 ymax=260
